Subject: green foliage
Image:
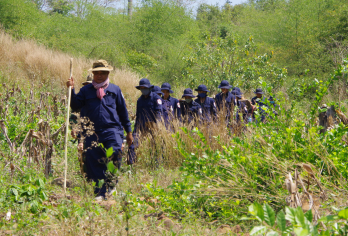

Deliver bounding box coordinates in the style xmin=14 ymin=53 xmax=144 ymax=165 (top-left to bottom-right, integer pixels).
xmin=181 ymin=34 xmax=286 ymax=92
xmin=126 ymin=50 xmax=157 ymax=76
xmin=309 ymin=60 xmax=348 ymax=123
xmin=0 ymin=174 xmax=48 ymax=215
xmin=2 ymin=0 xmax=348 ymax=94
xmin=145 ymin=64 xmax=348 ymax=222
xmin=248 ymin=202 xmax=348 ymax=235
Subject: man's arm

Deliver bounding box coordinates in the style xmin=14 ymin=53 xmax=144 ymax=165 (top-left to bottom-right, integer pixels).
xmin=66 ymin=77 xmax=85 ymax=110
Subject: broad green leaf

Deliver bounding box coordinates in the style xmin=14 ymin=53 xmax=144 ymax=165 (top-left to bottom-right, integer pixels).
xmin=266 ymin=231 xmax=279 ymax=236
xmin=255 ymin=202 xmax=265 ymax=222
xmin=263 ymin=203 xmax=275 ymax=227
xmin=294 ymin=228 xmax=308 ymax=236
xmin=250 ymin=226 xmax=267 ymax=235
xmin=107 ymin=161 xmax=115 ymax=173
xmin=98 ymin=179 xmax=105 ymax=188
xmin=12 ymin=188 xmax=18 ymax=196
xmin=37 ymin=178 xmax=45 ymax=188
xmin=285 ymin=207 xmax=297 ymax=225
xmin=338 ymin=209 xmax=348 ymax=219
xmin=311 ymin=225 xmax=319 ymax=236
xmin=319 ymin=230 xmax=331 ymax=236
xmin=249 ymin=203 xmax=264 ymax=222
xmin=294 ymin=207 xmax=306 ymax=228
xmin=40 ymin=190 xmax=48 ymax=201
xmin=106 ymin=147 xmax=114 ymax=158
xmin=63 ymin=209 xmax=69 ymax=218
xmin=318 ymin=215 xmax=338 ymax=222
xmin=30 ymin=200 xmax=39 ymax=214
xmin=276 ymin=210 xmax=286 ymax=232
xmin=304 ymin=209 xmax=313 ymax=223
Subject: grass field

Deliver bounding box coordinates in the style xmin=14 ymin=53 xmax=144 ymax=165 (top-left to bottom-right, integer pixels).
xmin=1 ymin=31 xmax=348 ymax=235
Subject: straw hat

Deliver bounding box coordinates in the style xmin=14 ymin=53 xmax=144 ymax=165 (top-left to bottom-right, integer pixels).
xmin=89 ymin=60 xmax=113 ymax=72
xmin=82 ymin=74 xmax=93 ymax=85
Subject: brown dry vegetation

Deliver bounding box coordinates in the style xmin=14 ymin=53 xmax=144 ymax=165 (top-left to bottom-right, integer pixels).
xmin=0 ymin=30 xmax=141 ymax=104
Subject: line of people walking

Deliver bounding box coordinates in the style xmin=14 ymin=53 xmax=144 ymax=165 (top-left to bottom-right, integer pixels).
xmin=67 ymin=59 xmax=279 ymax=200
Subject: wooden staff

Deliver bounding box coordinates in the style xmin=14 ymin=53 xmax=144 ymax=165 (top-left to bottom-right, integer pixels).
xmin=64 ymin=58 xmax=73 ymax=193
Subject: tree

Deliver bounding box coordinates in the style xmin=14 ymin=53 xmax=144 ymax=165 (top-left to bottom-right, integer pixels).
xmin=48 ymin=0 xmax=72 ymax=15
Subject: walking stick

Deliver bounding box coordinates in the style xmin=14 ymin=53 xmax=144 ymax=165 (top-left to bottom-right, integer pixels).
xmin=64 ymin=58 xmax=73 ymax=193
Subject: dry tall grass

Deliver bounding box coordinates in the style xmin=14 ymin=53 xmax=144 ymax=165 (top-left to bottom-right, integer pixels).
xmin=0 ymin=30 xmax=141 ymax=104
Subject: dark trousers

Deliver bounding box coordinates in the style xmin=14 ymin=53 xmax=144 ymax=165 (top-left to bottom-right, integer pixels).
xmin=84 ymin=129 xmax=122 ymax=197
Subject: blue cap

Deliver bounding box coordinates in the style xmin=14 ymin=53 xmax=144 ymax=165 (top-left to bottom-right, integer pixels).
xmin=182 ymin=88 xmax=196 ymax=98
xmin=152 ymin=86 xmax=163 ymax=95
xmin=232 ymin=87 xmax=241 ymax=92
xmin=218 ymin=80 xmax=233 ymax=89
xmin=195 ymin=84 xmax=210 ymax=92
xmin=135 ymin=78 xmax=154 ymax=90
xmin=254 ymin=88 xmax=264 ymax=94
xmin=232 ymin=90 xmax=243 ymax=98
xmin=161 ymin=82 xmax=173 ymax=93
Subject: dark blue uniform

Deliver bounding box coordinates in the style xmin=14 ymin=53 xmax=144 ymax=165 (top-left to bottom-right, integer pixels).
xmin=70 ymin=83 xmax=131 ymax=197
xmin=235 ymin=100 xmax=249 ymax=123
xmin=194 ymin=97 xmax=217 ymax=122
xmin=133 ymin=91 xmax=163 ymax=133
xmin=165 ymin=96 xmax=181 ymax=120
xmin=215 ymin=92 xmax=235 ymax=122
xmin=180 ymin=101 xmax=202 ymax=124
xmin=251 ymin=96 xmax=268 ymax=122
xmin=128 ymin=91 xmax=163 ymax=164
xmin=161 ymin=99 xmax=171 ymax=127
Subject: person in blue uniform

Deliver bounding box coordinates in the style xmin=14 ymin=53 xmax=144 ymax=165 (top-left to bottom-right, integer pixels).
xmin=251 ymin=88 xmax=265 ymax=106
xmin=233 ymin=90 xmax=250 ymax=123
xmin=127 ymin=79 xmax=163 ymax=165
xmin=161 ymin=82 xmax=181 ymax=121
xmin=180 ymin=88 xmax=202 ymax=124
xmin=251 ymin=88 xmax=268 ymax=122
xmin=194 ymin=84 xmax=217 ymax=123
xmin=152 ymin=86 xmax=169 ymax=126
xmin=269 ymin=96 xmax=280 ymax=116
xmin=67 ymin=60 xmax=133 ymax=200
xmin=215 ymin=80 xmax=235 ymax=125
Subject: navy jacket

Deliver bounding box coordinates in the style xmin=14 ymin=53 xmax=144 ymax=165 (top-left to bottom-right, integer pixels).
xmin=215 ymin=92 xmax=235 ymax=120
xmin=164 ymin=96 xmax=181 ymax=120
xmin=70 ymin=83 xmax=131 ymax=133
xmin=161 ymin=98 xmax=170 ymax=126
xmin=251 ymin=96 xmax=266 ymax=106
xmin=134 ymin=91 xmax=163 ymax=133
xmin=194 ymin=97 xmax=217 ymax=122
xmin=251 ymin=96 xmax=268 ymax=121
xmin=180 ymin=100 xmax=202 ymax=124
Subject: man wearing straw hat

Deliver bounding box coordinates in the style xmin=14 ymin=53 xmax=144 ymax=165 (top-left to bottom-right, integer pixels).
xmin=66 ymin=60 xmax=133 ymax=200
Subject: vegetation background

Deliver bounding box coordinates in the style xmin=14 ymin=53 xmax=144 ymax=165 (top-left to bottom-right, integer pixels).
xmin=0 ymin=0 xmax=348 ymax=235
